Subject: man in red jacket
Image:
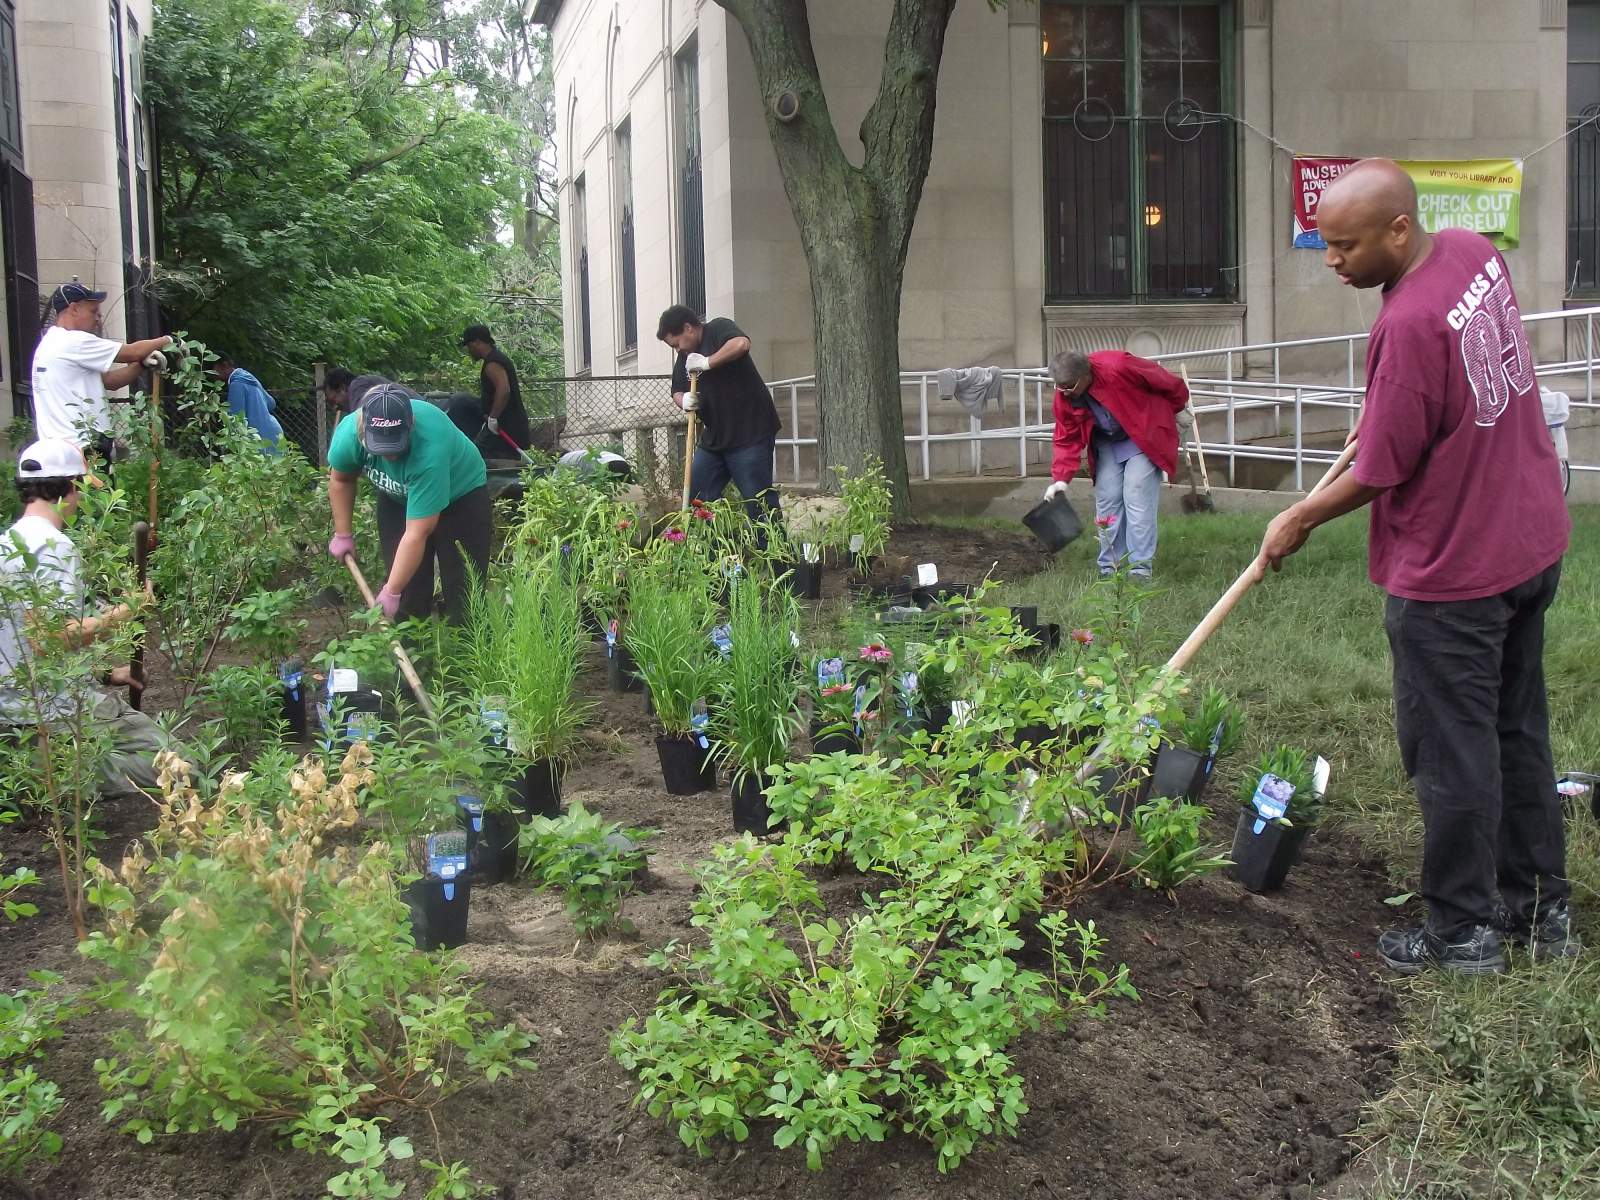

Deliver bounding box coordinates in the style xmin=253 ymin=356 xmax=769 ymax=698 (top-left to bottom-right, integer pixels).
xmin=1044 ymin=349 xmax=1191 ymax=578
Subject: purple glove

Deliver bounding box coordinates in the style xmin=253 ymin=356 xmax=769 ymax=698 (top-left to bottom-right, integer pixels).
xmin=327 ymin=532 xmax=356 ymax=561
xmin=375 ymin=586 xmax=402 ymax=621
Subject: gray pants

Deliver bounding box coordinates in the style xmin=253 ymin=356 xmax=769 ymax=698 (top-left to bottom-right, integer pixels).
xmin=4 ymin=688 xmax=167 ymax=801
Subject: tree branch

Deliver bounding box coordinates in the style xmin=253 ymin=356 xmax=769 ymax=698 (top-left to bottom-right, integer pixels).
xmin=347 ymin=112 xmax=459 ymax=180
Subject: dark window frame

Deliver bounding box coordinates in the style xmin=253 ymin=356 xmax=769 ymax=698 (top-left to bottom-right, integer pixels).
xmin=673 ymin=37 xmax=705 ymax=317
xmin=615 ymin=117 xmax=637 ymax=352
xmin=573 ymin=173 xmax=592 ymax=372
xmin=1041 ymin=0 xmax=1236 ymax=304
xmin=1568 ymin=0 xmax=1600 ymax=296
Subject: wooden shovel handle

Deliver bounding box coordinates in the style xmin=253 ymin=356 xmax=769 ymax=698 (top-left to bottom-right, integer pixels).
xmin=681 ymin=371 xmax=700 ymax=509
xmin=1178 ymin=364 xmax=1213 ymax=492
xmin=129 ymin=522 xmax=151 ymax=710
xmin=341 ymin=553 xmax=436 ymax=719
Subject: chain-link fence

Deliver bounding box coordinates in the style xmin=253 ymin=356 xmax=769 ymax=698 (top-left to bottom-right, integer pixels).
xmin=263 ymin=371 xmax=685 ymax=501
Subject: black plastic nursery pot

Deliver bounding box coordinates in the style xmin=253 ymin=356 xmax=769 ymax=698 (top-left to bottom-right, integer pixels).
xmin=913 ymin=582 xmax=975 ymax=609
xmin=655 ymin=733 xmax=718 ymax=795
xmin=1152 ymin=744 xmax=1214 ymax=803
xmin=731 ymin=772 xmax=780 ymax=836
xmin=607 ymin=644 xmax=645 ymax=693
xmin=404 ymin=876 xmax=472 ymax=951
xmin=780 ymin=561 xmax=825 ymax=600
xmin=809 ymin=718 xmax=860 ymax=757
xmin=1008 ymin=606 xmax=1039 ymax=630
xmin=1095 ymin=763 xmax=1155 ymax=828
xmin=848 ymin=581 xmax=914 ymax=607
xmin=1229 ymin=811 xmax=1311 ymax=893
xmin=509 ymin=759 xmax=564 ymax=820
xmin=1022 ymin=494 xmax=1084 ymax=552
xmin=459 ymin=807 xmax=520 ymax=885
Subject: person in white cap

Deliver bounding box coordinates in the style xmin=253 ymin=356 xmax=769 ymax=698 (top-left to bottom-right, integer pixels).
xmin=0 ymin=438 xmax=165 ymax=799
xmin=29 ymin=281 xmax=172 ymax=458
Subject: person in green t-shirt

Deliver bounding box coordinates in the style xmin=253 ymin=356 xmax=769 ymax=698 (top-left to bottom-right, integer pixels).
xmin=325 ymin=380 xmax=490 ymax=624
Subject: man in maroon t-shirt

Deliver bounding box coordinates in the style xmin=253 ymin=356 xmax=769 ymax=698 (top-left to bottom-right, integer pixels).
xmin=1260 ymin=158 xmax=1574 ymax=976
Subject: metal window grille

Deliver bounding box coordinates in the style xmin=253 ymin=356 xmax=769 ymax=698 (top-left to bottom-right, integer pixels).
xmin=617 ymin=120 xmax=638 ymax=350
xmin=1042 ymin=1 xmax=1233 ymax=302
xmin=574 ymin=175 xmax=592 ymax=371
xmin=674 ymin=39 xmax=705 ymax=316
xmin=1569 ymin=3 xmax=1600 ymax=294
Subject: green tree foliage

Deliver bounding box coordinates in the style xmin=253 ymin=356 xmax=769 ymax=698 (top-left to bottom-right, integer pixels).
xmin=148 ymin=0 xmax=557 ymax=385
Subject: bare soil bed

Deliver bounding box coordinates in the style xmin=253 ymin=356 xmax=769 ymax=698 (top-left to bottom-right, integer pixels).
xmin=2 ymin=524 xmax=1402 ymax=1200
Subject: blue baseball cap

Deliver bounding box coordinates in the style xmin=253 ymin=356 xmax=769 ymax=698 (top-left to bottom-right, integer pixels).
xmin=49 ymin=282 xmax=108 ymax=312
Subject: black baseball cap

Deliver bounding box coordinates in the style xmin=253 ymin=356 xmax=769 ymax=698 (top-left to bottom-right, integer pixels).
xmin=360 ymin=384 xmax=415 ymax=455
xmin=49 ymin=282 xmax=108 ymax=312
xmin=460 ymin=324 xmax=493 ymax=346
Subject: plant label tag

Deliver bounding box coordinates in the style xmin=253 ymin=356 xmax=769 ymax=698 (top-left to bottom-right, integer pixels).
xmin=456 ymin=795 xmax=484 ymax=833
xmin=916 ymin=563 xmax=939 ymax=587
xmin=849 ymin=533 xmax=866 ymax=554
xmin=790 ymin=629 xmax=801 ymax=649
xmin=606 ymin=619 xmax=618 ymax=658
xmin=1311 ymin=755 xmax=1331 ymax=801
xmin=1249 ymin=773 xmax=1294 ymax=835
xmin=802 ymin=542 xmax=819 ymax=564
xmin=427 ymin=834 xmax=468 ymax=896
xmin=711 ymin=624 xmax=733 ymax=658
xmin=329 ymin=667 xmax=359 ymax=694
xmin=817 ymin=657 xmax=845 ymax=688
xmin=691 ymin=702 xmax=710 ymax=749
xmin=480 ymin=699 xmax=510 ymax=748
xmin=950 ymin=699 xmax=973 ymax=728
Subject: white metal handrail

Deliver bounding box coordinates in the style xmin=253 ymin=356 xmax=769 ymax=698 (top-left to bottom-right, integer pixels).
xmin=767 ymin=303 xmax=1600 ymax=490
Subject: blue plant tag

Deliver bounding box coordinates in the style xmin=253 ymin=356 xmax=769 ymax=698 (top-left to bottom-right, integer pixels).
xmin=456 ymin=794 xmax=485 ymax=833
xmin=279 ymin=661 xmax=303 ymax=700
xmin=711 ymin=624 xmax=733 ymax=659
xmin=817 ymin=657 xmax=845 ymax=689
xmin=1249 ymin=773 xmax=1294 ymax=835
xmin=691 ymin=702 xmax=710 ymax=749
xmin=480 ymin=698 xmax=510 ymax=748
xmin=347 ymin=709 xmax=381 ymax=744
xmin=606 ymin=619 xmax=619 ymax=659
xmin=427 ymin=833 xmax=468 ymax=901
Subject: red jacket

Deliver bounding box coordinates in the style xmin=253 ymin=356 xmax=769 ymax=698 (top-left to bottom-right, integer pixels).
xmin=1051 ymin=351 xmax=1189 ymax=483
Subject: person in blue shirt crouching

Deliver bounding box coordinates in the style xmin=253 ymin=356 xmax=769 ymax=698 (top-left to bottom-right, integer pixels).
xmin=212 ymin=356 xmax=285 ymax=452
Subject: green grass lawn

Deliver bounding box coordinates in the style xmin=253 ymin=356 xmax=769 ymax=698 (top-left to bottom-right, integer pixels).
xmin=994 ymin=505 xmax=1600 ymax=1198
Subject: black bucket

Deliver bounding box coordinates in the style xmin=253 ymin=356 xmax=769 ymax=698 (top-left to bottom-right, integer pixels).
xmin=607 ymin=644 xmax=645 ymax=693
xmin=655 ymin=733 xmax=717 ymax=795
xmin=1229 ymin=812 xmax=1310 ymax=893
xmin=404 ymin=876 xmax=471 ymax=950
xmin=731 ymin=772 xmax=779 ymax=836
xmin=510 ymin=759 xmax=564 ymax=819
xmin=1022 ymin=495 xmax=1084 ymax=552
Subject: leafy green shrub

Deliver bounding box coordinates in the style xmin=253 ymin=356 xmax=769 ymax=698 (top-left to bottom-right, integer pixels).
xmin=82 ymin=746 xmax=536 ymax=1195
xmin=196 ymin=662 xmax=285 ymax=762
xmin=829 ymin=455 xmax=892 ymax=572
xmin=0 ymin=971 xmax=73 ymax=1177
xmin=613 ymin=828 xmax=1132 ymax=1172
xmin=1128 ymin=796 xmax=1231 ymax=893
xmin=519 ymin=801 xmax=652 ymax=938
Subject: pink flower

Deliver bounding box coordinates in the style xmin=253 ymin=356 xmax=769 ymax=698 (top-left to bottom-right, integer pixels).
xmin=862 ymin=710 xmax=880 ymax=721
xmin=664 ymin=528 xmax=686 ymax=543
xmin=858 ymin=643 xmax=893 ymax=664
xmin=692 ymin=507 xmax=714 ymax=521
xmin=1095 ymin=515 xmax=1116 ymax=529
xmin=616 ymin=519 xmax=632 ymax=531
xmin=1070 ymin=628 xmax=1094 ymax=646
xmin=821 ymin=684 xmax=852 ymax=697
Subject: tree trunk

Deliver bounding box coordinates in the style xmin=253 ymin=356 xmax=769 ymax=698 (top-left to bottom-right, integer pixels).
xmin=713 ymin=0 xmax=957 ymax=517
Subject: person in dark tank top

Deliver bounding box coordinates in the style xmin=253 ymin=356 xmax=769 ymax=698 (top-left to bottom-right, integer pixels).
xmin=462 ymin=324 xmax=532 ymax=450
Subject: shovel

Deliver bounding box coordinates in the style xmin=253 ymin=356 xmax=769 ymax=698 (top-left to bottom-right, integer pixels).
xmin=1178 ymin=365 xmax=1216 ymax=514
xmin=478 ymin=420 xmax=535 ymax=467
xmin=340 ymin=553 xmax=436 ymax=719
xmin=681 ymin=369 xmax=701 ymax=509
xmin=129 ymin=521 xmax=151 ymax=710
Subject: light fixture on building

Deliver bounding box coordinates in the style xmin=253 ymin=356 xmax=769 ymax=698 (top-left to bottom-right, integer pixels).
xmin=1042 ymin=34 xmax=1049 ymax=55
xmin=1145 ymin=203 xmax=1163 ymax=227
xmin=773 ymin=89 xmax=800 ymax=122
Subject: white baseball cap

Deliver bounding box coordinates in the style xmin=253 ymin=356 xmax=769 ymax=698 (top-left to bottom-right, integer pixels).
xmin=17 ymin=438 xmax=98 ymax=485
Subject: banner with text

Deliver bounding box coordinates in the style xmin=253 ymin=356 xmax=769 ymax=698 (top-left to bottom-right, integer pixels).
xmin=1292 ymin=157 xmax=1523 ymax=249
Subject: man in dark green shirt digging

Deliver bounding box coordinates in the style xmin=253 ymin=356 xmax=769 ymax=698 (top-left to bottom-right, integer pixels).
xmin=326 ymin=381 xmax=490 ymax=624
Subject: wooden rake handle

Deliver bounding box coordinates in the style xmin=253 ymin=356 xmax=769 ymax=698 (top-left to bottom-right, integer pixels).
xmin=341 ymin=553 xmax=436 ymax=719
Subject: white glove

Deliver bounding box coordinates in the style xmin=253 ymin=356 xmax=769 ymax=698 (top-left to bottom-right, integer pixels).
xmin=681 ymin=391 xmax=701 ymax=413
xmin=1043 ymin=480 xmax=1069 ymax=502
xmin=685 ymin=352 xmax=711 ymax=375
xmin=143 ymin=350 xmax=168 ymax=371
xmin=1176 ymin=407 xmax=1196 ymax=433
xmin=485 ymin=415 xmax=499 ymax=435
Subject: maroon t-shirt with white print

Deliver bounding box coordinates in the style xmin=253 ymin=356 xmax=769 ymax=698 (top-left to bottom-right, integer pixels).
xmin=1352 ymin=228 xmax=1569 ymax=601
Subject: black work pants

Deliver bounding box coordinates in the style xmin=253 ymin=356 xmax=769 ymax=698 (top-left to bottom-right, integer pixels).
xmin=375 ymin=485 xmax=493 ymax=625
xmin=1384 ymin=561 xmax=1568 ymax=938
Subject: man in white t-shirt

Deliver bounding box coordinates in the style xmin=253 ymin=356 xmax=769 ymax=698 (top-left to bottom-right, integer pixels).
xmin=29 ymin=281 xmax=172 ymax=455
xmin=0 ymin=438 xmax=164 ymax=799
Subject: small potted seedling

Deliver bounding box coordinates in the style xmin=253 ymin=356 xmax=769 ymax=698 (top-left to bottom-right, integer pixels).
xmin=1230 ymin=745 xmax=1329 ymax=893
xmin=809 ymin=654 xmax=861 ymax=756
xmin=403 ymin=830 xmax=472 ymax=950
xmin=625 ymin=565 xmax=721 ymax=794
xmin=459 ymin=554 xmax=590 ymax=819
xmin=711 ymin=578 xmax=804 ymax=835
xmin=1153 ymin=685 xmax=1243 ymax=803
xmin=828 ymin=456 xmax=892 ymax=580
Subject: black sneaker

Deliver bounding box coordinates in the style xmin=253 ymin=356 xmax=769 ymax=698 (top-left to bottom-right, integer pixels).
xmin=1376 ymin=924 xmax=1507 ymax=976
xmin=1494 ymin=901 xmax=1582 ymax=962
